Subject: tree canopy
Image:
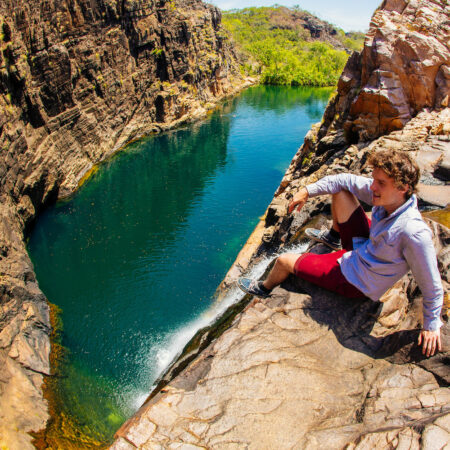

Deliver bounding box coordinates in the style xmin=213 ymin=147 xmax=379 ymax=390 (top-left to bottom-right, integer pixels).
xmin=222 ymin=6 xmax=365 ymax=87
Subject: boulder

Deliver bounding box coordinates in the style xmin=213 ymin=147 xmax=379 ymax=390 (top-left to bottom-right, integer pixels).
xmin=321 ymin=0 xmax=450 ymax=143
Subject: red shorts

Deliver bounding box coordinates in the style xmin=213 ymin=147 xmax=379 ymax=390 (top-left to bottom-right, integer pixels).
xmin=293 ymin=206 xmax=371 ymax=298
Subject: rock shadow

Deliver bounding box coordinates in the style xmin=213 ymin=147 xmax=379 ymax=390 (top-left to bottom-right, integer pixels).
xmin=282 ymin=275 xmax=385 ymax=357
xmin=281 ymin=274 xmax=449 ymax=383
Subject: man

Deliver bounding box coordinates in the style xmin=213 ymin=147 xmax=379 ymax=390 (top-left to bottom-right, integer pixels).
xmin=238 ymin=150 xmax=443 ymax=357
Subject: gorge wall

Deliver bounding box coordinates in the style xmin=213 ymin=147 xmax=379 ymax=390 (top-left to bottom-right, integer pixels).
xmin=0 ymin=0 xmax=248 ymax=447
xmin=112 ymin=0 xmax=450 ymax=448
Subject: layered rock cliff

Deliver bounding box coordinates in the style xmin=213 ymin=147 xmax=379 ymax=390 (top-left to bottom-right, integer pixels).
xmin=112 ymin=1 xmax=450 ymax=448
xmin=0 ymin=0 xmax=248 ymax=447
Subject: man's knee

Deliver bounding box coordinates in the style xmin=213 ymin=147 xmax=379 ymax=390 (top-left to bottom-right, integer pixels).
xmin=276 ymin=253 xmax=299 ymax=273
xmin=332 ymin=190 xmax=360 ymax=223
xmin=332 ymin=190 xmax=359 ymax=204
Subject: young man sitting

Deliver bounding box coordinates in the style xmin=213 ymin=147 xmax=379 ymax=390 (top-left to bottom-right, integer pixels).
xmin=238 ymin=150 xmax=444 ymax=357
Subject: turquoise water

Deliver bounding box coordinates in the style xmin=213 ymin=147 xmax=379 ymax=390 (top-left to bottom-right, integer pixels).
xmin=27 ymin=86 xmax=332 ymax=442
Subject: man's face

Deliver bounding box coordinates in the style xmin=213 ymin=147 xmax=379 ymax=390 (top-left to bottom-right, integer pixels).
xmin=370 ymin=168 xmax=408 ymax=214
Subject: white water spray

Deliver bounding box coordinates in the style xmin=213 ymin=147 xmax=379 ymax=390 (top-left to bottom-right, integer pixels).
xmin=131 ymin=241 xmax=310 ymax=409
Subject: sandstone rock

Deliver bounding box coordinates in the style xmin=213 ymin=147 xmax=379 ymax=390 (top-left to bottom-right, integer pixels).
xmin=346 ymin=427 xmax=421 ymax=450
xmin=319 ymin=0 xmax=450 ymax=144
xmin=418 ymin=184 xmax=450 ymax=208
xmin=421 ymin=417 xmax=450 ymax=449
xmin=114 ymin=275 xmax=449 ymax=448
xmin=0 ymin=0 xmax=247 ymax=207
xmin=434 ymin=145 xmax=450 ymax=181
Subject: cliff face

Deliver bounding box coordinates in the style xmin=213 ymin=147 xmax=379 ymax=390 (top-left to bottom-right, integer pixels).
xmin=0 ymin=0 xmax=244 ymax=207
xmin=112 ymin=0 xmax=450 ymax=448
xmin=0 ymin=0 xmax=247 ymax=447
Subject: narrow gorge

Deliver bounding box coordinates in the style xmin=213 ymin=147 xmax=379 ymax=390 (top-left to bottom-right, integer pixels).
xmin=112 ymin=0 xmax=450 ymax=448
xmin=0 ymin=0 xmax=449 ymax=449
xmin=0 ymin=0 xmax=248 ymax=447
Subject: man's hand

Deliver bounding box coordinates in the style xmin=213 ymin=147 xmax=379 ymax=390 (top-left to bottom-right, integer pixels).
xmin=288 ymin=187 xmax=309 ymax=214
xmin=418 ymin=329 xmax=442 ymax=357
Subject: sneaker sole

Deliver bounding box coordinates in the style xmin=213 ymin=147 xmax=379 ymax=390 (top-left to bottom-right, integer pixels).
xmin=237 ymin=279 xmax=270 ymax=298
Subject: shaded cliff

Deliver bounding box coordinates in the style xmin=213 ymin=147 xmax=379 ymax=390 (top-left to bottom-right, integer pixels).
xmin=112 ymin=0 xmax=450 ymax=448
xmin=0 ymin=0 xmax=246 ymax=207
xmin=0 ymin=0 xmax=248 ymax=447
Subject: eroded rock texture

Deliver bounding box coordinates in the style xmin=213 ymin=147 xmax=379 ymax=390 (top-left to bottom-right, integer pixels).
xmin=113 ymin=243 xmax=449 ymax=449
xmin=0 ymin=0 xmax=246 ymax=447
xmin=112 ymin=0 xmax=449 ymax=448
xmin=319 ymin=0 xmax=449 ymax=143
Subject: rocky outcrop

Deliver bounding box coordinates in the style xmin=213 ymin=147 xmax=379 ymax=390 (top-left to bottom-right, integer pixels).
xmin=0 ymin=0 xmax=247 ymax=206
xmin=0 ymin=0 xmax=248 ymax=447
xmin=111 ymin=0 xmax=449 ymax=448
xmin=318 ymin=0 xmax=449 ymax=143
xmin=263 ymin=6 xmax=347 ymax=51
xmin=113 ymin=268 xmax=449 ymax=448
xmin=113 ymin=288 xmax=449 ymax=448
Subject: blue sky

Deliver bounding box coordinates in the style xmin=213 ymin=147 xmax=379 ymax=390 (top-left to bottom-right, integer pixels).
xmin=209 ymin=0 xmax=382 ymax=32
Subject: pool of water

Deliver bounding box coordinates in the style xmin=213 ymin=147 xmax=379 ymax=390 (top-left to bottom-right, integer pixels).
xmin=27 ymin=85 xmax=332 ymax=444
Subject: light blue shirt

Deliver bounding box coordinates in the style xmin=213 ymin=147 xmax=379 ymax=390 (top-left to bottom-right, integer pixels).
xmin=306 ymin=173 xmax=443 ymax=331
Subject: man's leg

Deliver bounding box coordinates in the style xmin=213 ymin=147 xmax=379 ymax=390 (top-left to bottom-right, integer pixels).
xmin=330 ymin=190 xmax=361 ymax=233
xmin=308 ymin=190 xmax=362 ymax=249
xmin=292 ymin=250 xmax=365 ymax=298
xmin=238 ymin=191 xmax=366 ymax=297
xmin=262 ymin=253 xmax=299 ymax=291
xmin=262 ymin=191 xmax=362 ymax=291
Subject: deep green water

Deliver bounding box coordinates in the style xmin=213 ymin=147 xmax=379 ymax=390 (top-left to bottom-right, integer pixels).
xmin=27 ymin=86 xmax=332 ymax=442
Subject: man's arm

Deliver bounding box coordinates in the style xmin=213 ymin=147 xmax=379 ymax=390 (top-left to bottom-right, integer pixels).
xmin=301 ymin=173 xmax=373 ymax=208
xmin=402 ymin=227 xmax=444 ymax=357
xmin=289 ymin=173 xmax=373 ymax=214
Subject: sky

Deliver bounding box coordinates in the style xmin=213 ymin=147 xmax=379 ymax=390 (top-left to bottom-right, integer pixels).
xmin=209 ymin=0 xmax=382 ymax=32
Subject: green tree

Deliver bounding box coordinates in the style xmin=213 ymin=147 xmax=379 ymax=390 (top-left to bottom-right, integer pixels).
xmin=222 ymin=6 xmax=363 ymax=87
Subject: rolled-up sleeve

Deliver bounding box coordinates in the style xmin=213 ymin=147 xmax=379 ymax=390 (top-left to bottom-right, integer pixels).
xmin=402 ymin=228 xmax=444 ymax=331
xmin=306 ymin=173 xmax=373 ymax=205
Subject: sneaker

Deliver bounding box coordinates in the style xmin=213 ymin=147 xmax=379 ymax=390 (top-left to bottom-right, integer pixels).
xmin=237 ymin=277 xmax=271 ymax=298
xmin=305 ymin=228 xmax=341 ymax=251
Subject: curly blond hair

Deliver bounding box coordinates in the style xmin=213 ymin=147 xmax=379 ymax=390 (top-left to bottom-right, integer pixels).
xmin=367 ymin=150 xmax=420 ymax=199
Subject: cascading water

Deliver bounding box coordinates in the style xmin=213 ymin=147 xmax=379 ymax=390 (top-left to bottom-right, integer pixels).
xmin=149 ymin=241 xmax=311 ymax=396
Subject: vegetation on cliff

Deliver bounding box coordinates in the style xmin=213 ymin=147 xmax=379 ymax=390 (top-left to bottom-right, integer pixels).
xmin=222 ymin=6 xmax=365 ymax=86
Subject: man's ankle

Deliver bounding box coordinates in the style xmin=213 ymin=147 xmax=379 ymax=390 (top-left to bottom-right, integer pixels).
xmin=261 ymin=281 xmax=271 ymax=293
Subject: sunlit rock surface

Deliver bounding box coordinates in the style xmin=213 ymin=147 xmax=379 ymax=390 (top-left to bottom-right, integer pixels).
xmin=113 ymin=234 xmax=449 ymax=448
xmin=319 ymin=0 xmax=449 ymax=143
